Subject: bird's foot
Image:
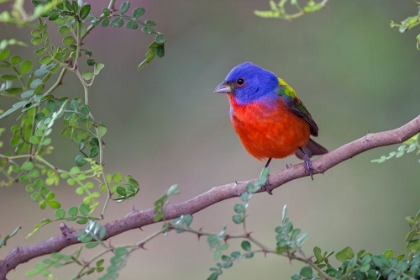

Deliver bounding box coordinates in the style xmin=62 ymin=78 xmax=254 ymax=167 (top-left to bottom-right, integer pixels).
xmin=303 ymin=154 xmax=314 ymax=180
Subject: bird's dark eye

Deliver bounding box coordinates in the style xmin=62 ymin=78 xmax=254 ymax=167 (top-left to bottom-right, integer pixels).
xmin=236 ymin=78 xmax=245 ymax=86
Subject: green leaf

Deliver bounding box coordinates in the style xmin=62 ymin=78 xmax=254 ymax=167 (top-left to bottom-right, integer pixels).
xmin=232 ymin=215 xmax=243 ymax=224
xmin=39 ymin=200 xmax=47 ymax=209
xmin=101 ymin=18 xmax=109 ymax=27
xmin=39 ymin=56 xmax=52 ymax=65
xmin=290 ymin=228 xmax=301 ymax=241
xmin=31 ymin=36 xmax=42 ymax=46
xmin=154 ymin=34 xmax=165 ymax=44
xmin=62 ymin=36 xmax=75 ymax=46
xmin=79 ymin=203 xmax=90 ymax=216
xmin=68 ymin=206 xmax=78 ymax=216
xmin=233 ymin=204 xmax=245 ymax=213
xmin=75 ymin=155 xmax=87 ymax=167
xmin=383 ymin=249 xmax=394 ymax=259
xmin=0 ymin=49 xmax=10 ymax=61
xmin=70 ymin=99 xmax=79 ymax=110
xmin=82 ymin=71 xmax=93 ymax=80
xmin=166 ymin=184 xmax=179 ymax=195
xmin=48 ymin=11 xmax=59 ymax=20
xmin=120 ymin=1 xmax=130 ymax=14
xmin=336 ymin=246 xmax=354 ymax=261
xmin=116 ymin=186 xmax=126 ymax=196
xmin=407 ymin=239 xmax=420 ymax=253
xmin=80 ymin=105 xmax=90 ymax=115
xmin=85 ymin=241 xmax=99 ymax=248
xmin=29 ymin=169 xmax=40 ymax=178
xmin=110 ymin=18 xmax=124 ymax=27
xmin=145 ymin=20 xmax=156 ymax=26
xmin=42 ymin=138 xmax=51 ymax=146
xmin=125 ymin=175 xmax=139 ymax=187
xmin=133 ymin=7 xmax=145 ymax=18
xmin=79 ymin=4 xmax=91 ymax=20
xmin=59 ymin=26 xmax=71 ymax=35
xmin=22 ymin=161 xmax=34 ymax=170
xmin=102 ymin=8 xmax=111 ymax=16
xmin=372 ymin=254 xmax=390 ymax=267
xmin=10 ymin=55 xmax=22 ymax=66
xmin=21 ymin=90 xmax=34 ymax=98
xmin=54 ymin=17 xmax=66 ymax=26
xmin=141 ymin=25 xmax=153 ymax=34
xmin=86 ymin=58 xmax=95 ymax=66
xmin=300 ymin=266 xmax=313 ymax=278
xmin=71 ymin=0 xmax=79 ymax=13
xmin=5 ymin=87 xmax=23 ymax=94
xmin=406 ymin=216 xmax=416 ymax=227
xmin=241 ymin=240 xmax=251 ymax=251
xmin=125 ymin=20 xmax=138 ymax=29
xmin=1 ymin=75 xmax=17 ymax=80
xmin=94 ymin=63 xmax=104 ymax=75
xmin=45 ymin=100 xmax=56 ymax=112
xmin=155 ymin=45 xmax=165 ymax=58
xmin=20 ymin=60 xmax=33 ymax=75
xmin=314 ymin=246 xmax=323 ymax=262
xmin=48 ymin=200 xmax=61 ymax=209
xmin=97 ymin=125 xmax=107 ymax=137
xmin=55 ymin=209 xmax=66 ymax=219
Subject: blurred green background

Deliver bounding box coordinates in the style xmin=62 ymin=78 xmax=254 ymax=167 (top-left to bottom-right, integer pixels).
xmin=1 ymin=0 xmax=420 ymax=279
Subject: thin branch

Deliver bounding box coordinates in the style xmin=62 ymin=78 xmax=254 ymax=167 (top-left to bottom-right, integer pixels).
xmin=0 ymin=115 xmax=419 ymax=279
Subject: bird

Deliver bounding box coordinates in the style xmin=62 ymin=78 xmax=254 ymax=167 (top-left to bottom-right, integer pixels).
xmin=214 ymin=62 xmax=328 ymax=193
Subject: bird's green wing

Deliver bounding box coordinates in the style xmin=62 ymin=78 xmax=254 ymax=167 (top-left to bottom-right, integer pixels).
xmin=277 ymin=78 xmax=319 ymax=136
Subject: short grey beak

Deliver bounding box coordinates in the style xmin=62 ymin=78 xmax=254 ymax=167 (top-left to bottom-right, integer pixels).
xmin=214 ymin=82 xmax=231 ymax=94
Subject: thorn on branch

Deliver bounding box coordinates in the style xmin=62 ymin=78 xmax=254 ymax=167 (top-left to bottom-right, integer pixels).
xmin=263 ymin=249 xmax=269 ymax=257
xmin=197 ymin=228 xmax=203 ymax=241
xmin=59 ymin=223 xmax=74 ymax=238
xmin=138 ymin=243 xmax=147 ymax=250
xmin=224 ymin=234 xmax=230 ymax=243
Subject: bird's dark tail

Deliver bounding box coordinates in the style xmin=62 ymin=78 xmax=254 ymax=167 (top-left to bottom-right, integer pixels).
xmin=295 ymin=138 xmax=328 ymax=159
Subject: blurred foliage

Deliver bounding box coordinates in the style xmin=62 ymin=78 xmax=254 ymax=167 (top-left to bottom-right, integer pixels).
xmin=372 ymin=134 xmax=420 ymax=163
xmin=254 ymin=0 xmax=329 ymax=20
xmin=1 ymin=0 xmax=420 ymax=279
xmin=391 ymin=1 xmax=420 ymax=50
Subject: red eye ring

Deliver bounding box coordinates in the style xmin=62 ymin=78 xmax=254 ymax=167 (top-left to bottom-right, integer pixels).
xmin=236 ymin=78 xmax=245 ymax=87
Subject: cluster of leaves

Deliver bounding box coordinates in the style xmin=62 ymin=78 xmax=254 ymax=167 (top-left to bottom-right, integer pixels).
xmin=254 ymin=0 xmax=329 ymax=20
xmin=0 ymin=0 xmax=148 ymax=254
xmin=26 ymin=218 xmax=132 ymax=279
xmin=208 ymin=202 xmax=310 ymax=280
xmin=309 ymin=247 xmax=420 ymax=279
xmin=87 ymin=1 xmax=166 ymax=70
xmin=391 ymin=1 xmax=420 ymax=50
xmin=60 ymin=98 xmax=107 ymax=167
xmin=104 ymin=172 xmax=140 ymax=202
xmin=27 ymin=203 xmax=98 ymax=238
xmin=372 ymin=133 xmax=420 ymax=163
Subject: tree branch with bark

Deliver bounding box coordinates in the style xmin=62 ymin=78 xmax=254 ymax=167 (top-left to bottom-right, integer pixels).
xmin=1 ymin=114 xmax=419 ymax=280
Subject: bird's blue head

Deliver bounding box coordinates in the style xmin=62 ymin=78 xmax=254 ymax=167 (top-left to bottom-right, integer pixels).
xmin=214 ymin=62 xmax=279 ymax=105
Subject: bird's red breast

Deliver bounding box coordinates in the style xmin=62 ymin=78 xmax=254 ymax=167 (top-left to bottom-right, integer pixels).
xmin=228 ymin=95 xmax=310 ymax=161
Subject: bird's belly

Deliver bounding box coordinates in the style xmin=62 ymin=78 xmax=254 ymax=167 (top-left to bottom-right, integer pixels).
xmin=230 ymin=100 xmax=310 ymax=160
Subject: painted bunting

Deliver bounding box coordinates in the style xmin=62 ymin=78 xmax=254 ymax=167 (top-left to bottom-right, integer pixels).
xmin=214 ymin=62 xmax=327 ymax=192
